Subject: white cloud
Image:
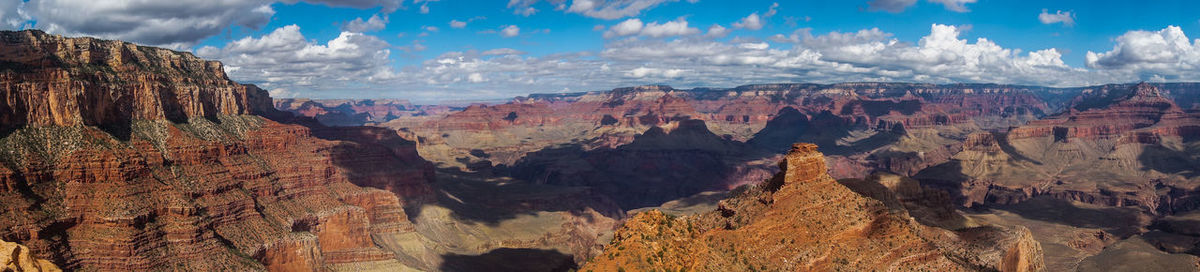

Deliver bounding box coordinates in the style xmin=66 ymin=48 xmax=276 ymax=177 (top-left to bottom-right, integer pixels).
xmin=1038 ymin=9 xmax=1075 ymax=26
xmin=515 ymin=6 xmax=538 ymax=16
xmin=867 ymin=0 xmax=975 ymax=13
xmin=424 ymin=26 xmax=439 ymax=32
xmin=197 ymin=25 xmax=396 ymax=92
xmin=603 ymin=19 xmax=643 ymax=38
xmin=284 ymin=0 xmax=403 ymax=13
xmin=448 ymin=16 xmax=484 ymax=29
xmin=705 ymin=24 xmax=729 ymax=38
xmin=239 ymin=23 xmax=1200 ymax=102
xmin=501 ymin=25 xmax=520 ymax=37
xmin=22 ymin=0 xmax=276 ymax=49
xmin=15 ymin=0 xmax=401 ymax=48
xmin=468 ymin=73 xmax=486 ymax=83
xmin=867 ymin=0 xmax=917 ymax=13
xmin=763 ymin=2 xmax=779 ymax=17
xmin=419 ymin=3 xmax=429 ymax=13
xmin=928 ymin=0 xmax=975 ymax=12
xmin=342 ymin=14 xmax=388 ymax=32
xmin=482 ymin=48 xmax=526 ymax=55
xmin=625 ymin=67 xmax=686 ymax=78
xmin=733 ymin=13 xmax=763 ymax=30
xmin=1085 ymin=26 xmax=1200 ymax=81
xmin=603 ymin=18 xmax=698 ymax=38
xmin=507 ymin=0 xmax=689 ymax=20
xmin=640 ymin=19 xmax=698 ymax=37
xmin=0 ymin=0 xmax=27 ymax=30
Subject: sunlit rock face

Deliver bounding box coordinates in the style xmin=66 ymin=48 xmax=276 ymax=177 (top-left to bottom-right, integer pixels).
xmin=581 ymin=143 xmax=1044 ymax=272
xmin=0 ymin=30 xmax=436 ymax=271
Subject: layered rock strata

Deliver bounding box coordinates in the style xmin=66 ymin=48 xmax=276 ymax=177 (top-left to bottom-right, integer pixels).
xmin=0 ymin=30 xmax=435 ymax=271
xmin=581 ymin=143 xmax=1044 ymax=271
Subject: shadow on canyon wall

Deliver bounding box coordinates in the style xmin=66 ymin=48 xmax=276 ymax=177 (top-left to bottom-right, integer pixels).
xmin=509 ymin=118 xmax=777 ymax=210
xmin=747 ymin=107 xmax=903 ymax=156
xmin=439 ymin=248 xmax=577 ymax=272
xmin=991 ymin=197 xmax=1148 ymax=237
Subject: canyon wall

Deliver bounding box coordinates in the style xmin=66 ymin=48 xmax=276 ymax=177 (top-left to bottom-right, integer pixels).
xmin=0 ymin=30 xmax=436 ymax=271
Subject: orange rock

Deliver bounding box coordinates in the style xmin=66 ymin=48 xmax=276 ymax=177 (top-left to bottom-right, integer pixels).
xmin=581 ymin=143 xmax=1045 ymax=271
xmin=1 ymin=239 xmax=62 ymax=272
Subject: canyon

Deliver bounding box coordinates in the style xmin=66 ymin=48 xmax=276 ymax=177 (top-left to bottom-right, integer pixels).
xmin=313 ymin=81 xmax=1199 ymax=270
xmin=0 ymin=30 xmax=619 ymax=271
xmin=4 ymin=28 xmax=1200 ymax=271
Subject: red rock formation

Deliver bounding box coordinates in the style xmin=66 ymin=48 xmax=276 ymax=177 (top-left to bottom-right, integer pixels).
xmin=581 ymin=143 xmax=1044 ymax=271
xmin=0 ymin=30 xmax=274 ymax=132
xmin=920 ymin=83 xmax=1200 ymax=212
xmin=0 ymin=30 xmax=434 ymax=271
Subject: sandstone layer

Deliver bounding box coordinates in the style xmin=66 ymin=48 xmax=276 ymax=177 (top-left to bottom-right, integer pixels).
xmin=1 ymin=239 xmax=61 ymax=272
xmin=917 ymin=83 xmax=1200 ymax=212
xmin=0 ymin=30 xmax=436 ymax=271
xmin=581 ymin=143 xmax=1044 ymax=271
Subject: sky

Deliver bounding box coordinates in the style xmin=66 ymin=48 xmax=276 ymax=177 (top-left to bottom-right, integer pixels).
xmin=1 ymin=0 xmax=1199 ymax=103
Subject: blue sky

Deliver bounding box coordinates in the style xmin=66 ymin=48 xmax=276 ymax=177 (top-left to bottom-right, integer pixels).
xmin=4 ymin=0 xmax=1200 ymax=103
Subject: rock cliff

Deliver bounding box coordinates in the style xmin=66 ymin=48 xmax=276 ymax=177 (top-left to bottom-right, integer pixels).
xmin=0 ymin=30 xmax=435 ymax=271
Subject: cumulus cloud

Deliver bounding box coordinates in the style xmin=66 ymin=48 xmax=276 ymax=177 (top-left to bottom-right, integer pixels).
xmin=448 ymin=16 xmax=484 ymax=29
xmin=397 ymin=23 xmax=1085 ymax=100
xmin=626 ymin=67 xmax=686 ymax=78
xmin=705 ymin=24 xmax=729 ymax=38
xmin=639 ymin=19 xmax=697 ymax=37
xmin=1038 ymin=9 xmax=1075 ymax=26
xmin=866 ymin=0 xmax=917 ymax=13
xmin=733 ymin=13 xmax=763 ymax=30
xmin=501 ymin=25 xmax=520 ymax=37
xmin=731 ymin=2 xmax=778 ymax=31
xmin=482 ymin=48 xmax=526 ymax=55
xmin=1085 ymin=26 xmax=1200 ymax=81
xmin=196 ymin=25 xmax=395 ymax=93
xmin=928 ymin=0 xmax=975 ymax=12
xmin=763 ymin=2 xmax=779 ymax=17
xmin=0 ymin=0 xmax=26 ymax=30
xmin=867 ymin=0 xmax=975 ymax=13
xmin=22 ymin=0 xmax=275 ymax=49
xmin=215 ymin=22 xmax=1200 ymax=102
xmin=603 ymin=18 xmax=698 ymax=38
xmin=507 ymin=0 xmax=690 ymax=20
xmin=284 ymin=0 xmax=403 ymax=13
xmin=342 ymin=14 xmax=388 ymax=32
xmin=604 ymin=18 xmax=643 ymax=38
xmin=16 ymin=0 xmax=401 ymax=49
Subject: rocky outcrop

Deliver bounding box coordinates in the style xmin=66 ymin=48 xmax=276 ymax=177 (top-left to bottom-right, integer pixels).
xmin=581 ymin=143 xmax=1045 ymax=271
xmin=0 ymin=30 xmax=435 ymax=271
xmin=1 ymin=239 xmax=61 ymax=272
